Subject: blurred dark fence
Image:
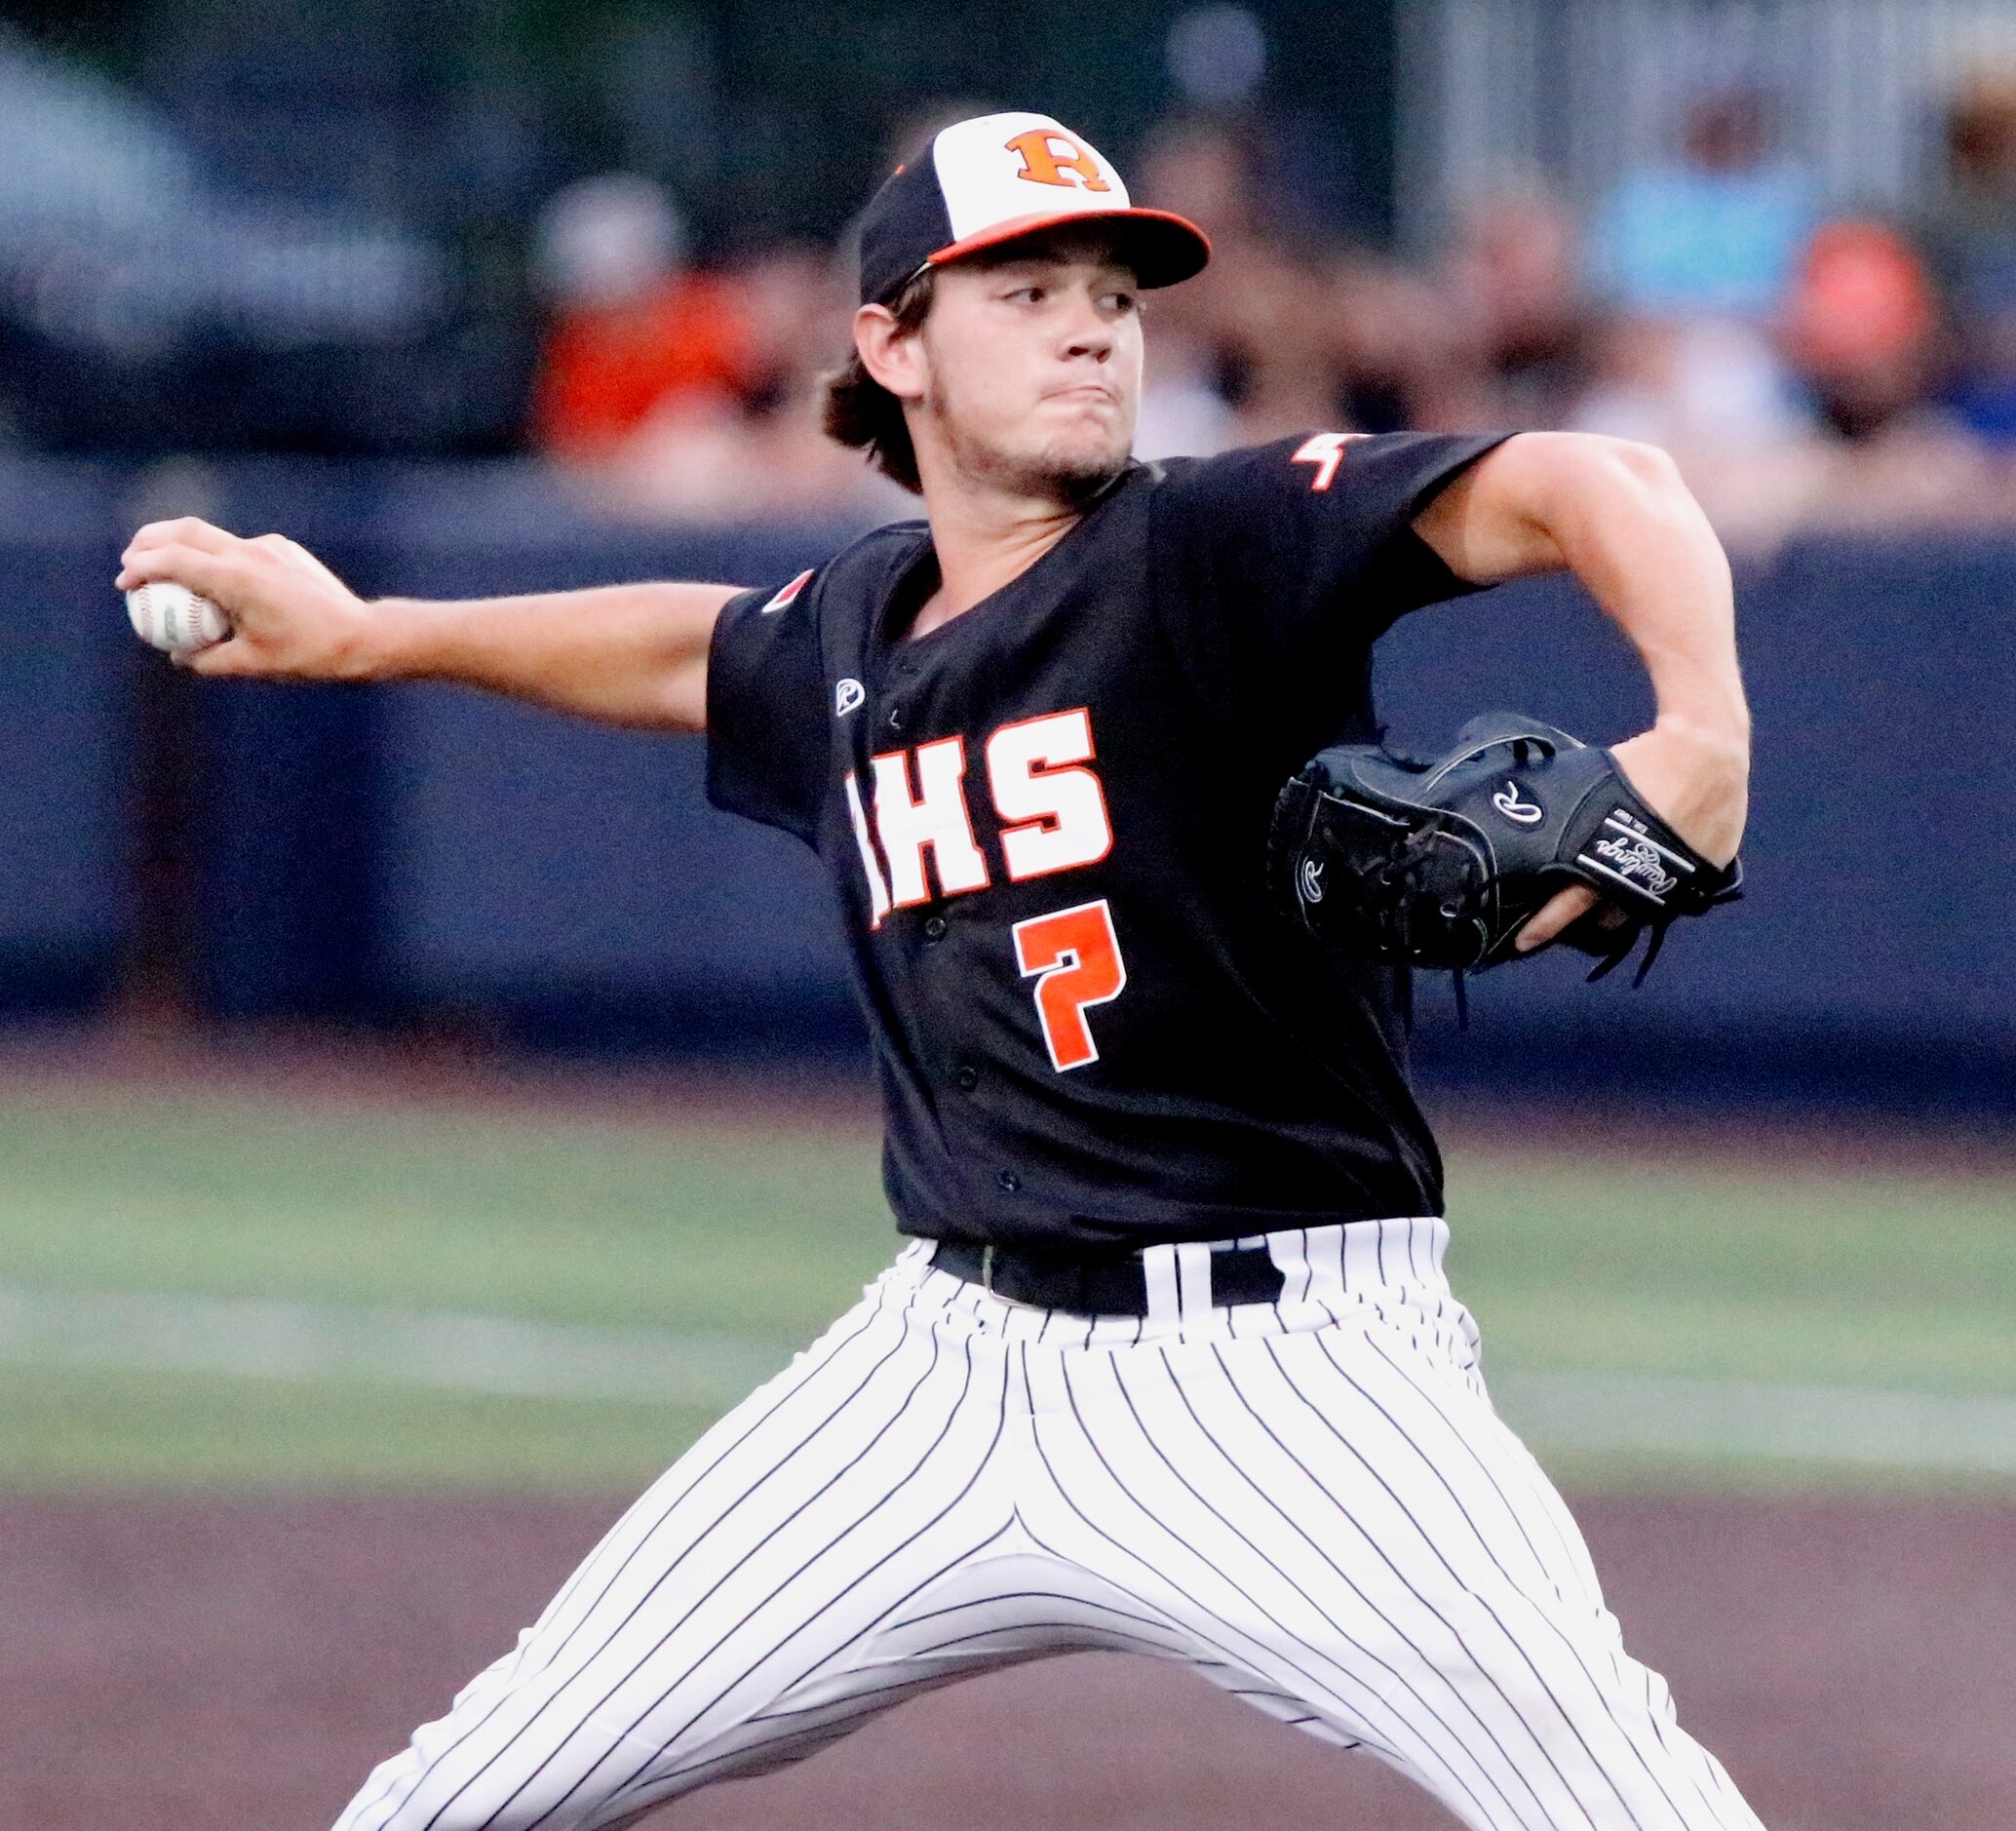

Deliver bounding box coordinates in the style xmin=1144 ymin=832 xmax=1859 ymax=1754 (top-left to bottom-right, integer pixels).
xmin=4 ymin=456 xmax=2011 ymax=1113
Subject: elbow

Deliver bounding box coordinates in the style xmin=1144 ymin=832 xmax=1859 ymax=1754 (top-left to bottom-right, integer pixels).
xmin=1511 ymin=429 xmax=1684 ymax=501
xmin=1570 ymin=433 xmax=1693 ymax=520
xmin=1514 ymin=431 xmax=1714 ymax=546
xmin=1588 ymin=433 xmax=1682 ymax=492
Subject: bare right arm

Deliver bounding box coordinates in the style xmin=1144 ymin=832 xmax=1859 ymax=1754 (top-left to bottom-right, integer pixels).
xmin=117 ymin=517 xmax=737 ymax=732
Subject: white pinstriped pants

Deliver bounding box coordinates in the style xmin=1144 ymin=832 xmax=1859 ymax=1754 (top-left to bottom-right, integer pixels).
xmin=332 ymin=1220 xmax=1766 ymax=1831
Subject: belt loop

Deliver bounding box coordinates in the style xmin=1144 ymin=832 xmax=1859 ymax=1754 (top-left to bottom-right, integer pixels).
xmin=1265 ymin=1227 xmax=1314 ymax=1310
xmin=1141 ymin=1243 xmax=1181 ymax=1332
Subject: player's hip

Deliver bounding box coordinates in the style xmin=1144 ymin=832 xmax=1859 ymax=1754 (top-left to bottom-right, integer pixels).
xmin=875 ymin=1215 xmax=1481 ymax=1370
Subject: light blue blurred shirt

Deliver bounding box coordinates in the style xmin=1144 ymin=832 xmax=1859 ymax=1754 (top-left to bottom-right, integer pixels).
xmin=1589 ymin=162 xmax=1816 ymax=318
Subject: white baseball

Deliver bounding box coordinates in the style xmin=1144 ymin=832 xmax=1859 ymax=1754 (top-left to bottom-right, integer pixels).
xmin=127 ymin=580 xmax=231 ymax=654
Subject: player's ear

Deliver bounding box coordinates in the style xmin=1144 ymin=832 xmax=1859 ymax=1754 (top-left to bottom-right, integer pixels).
xmin=854 ymin=303 xmax=926 ymax=405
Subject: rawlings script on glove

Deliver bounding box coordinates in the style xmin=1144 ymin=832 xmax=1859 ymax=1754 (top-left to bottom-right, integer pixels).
xmin=1267 ymin=713 xmax=1743 ymax=989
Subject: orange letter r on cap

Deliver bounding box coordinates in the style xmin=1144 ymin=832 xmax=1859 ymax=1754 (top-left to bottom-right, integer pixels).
xmin=1004 ymin=130 xmax=1112 ymax=192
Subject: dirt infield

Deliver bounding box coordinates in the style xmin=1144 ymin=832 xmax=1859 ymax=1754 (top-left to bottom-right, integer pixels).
xmin=4 ymin=1493 xmax=2011 ymax=1831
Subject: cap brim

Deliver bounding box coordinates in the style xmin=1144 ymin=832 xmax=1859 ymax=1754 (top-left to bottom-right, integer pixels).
xmin=925 ymin=208 xmax=1211 ymax=289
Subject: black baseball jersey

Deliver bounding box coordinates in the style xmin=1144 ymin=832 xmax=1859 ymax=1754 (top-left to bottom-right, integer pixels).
xmin=707 ymin=430 xmax=1508 ymax=1250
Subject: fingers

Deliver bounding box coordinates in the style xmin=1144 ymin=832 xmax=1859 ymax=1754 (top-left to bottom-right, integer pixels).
xmin=175 ymin=640 xmax=258 ymax=678
xmin=115 ymin=540 xmax=247 ymax=602
xmin=117 ymin=519 xmax=281 ymax=593
xmin=122 ymin=516 xmax=236 ymax=566
xmin=1514 ymin=883 xmax=1598 ymax=954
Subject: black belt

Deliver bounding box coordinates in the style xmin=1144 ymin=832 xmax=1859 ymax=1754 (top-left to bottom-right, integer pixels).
xmin=932 ymin=1238 xmax=1286 ymax=1316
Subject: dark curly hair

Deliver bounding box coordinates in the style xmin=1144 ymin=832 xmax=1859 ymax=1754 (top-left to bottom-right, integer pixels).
xmin=819 ymin=268 xmax=937 ymax=494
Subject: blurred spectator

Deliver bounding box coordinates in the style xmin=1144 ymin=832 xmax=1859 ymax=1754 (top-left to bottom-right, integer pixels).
xmin=1921 ymin=67 xmax=2016 ymax=447
xmin=1570 ymin=316 xmax=1824 ymax=545
xmin=1428 ymin=183 xmax=1594 ymax=430
xmin=1587 ymin=85 xmax=1815 ymax=320
xmin=1783 ymin=219 xmax=1941 ymax=442
xmin=1129 ymin=111 xmax=1267 ymax=446
xmin=1132 ymin=327 xmax=1239 ymax=461
xmin=1780 ymin=217 xmax=1998 ymax=531
xmin=1132 ymin=113 xmax=1424 ymax=447
xmin=564 ymin=237 xmax=909 ymax=523
xmin=531 ymin=174 xmax=758 ymax=464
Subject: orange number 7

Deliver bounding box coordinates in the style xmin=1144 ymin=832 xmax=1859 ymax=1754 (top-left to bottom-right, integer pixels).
xmin=1011 ymin=898 xmax=1127 ymax=1072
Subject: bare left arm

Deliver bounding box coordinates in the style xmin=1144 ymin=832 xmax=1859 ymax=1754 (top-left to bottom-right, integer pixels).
xmin=1412 ymin=431 xmax=1751 ymax=951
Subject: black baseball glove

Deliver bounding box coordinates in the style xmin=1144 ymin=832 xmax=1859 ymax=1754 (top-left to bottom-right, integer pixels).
xmin=1267 ymin=713 xmax=1742 ymax=996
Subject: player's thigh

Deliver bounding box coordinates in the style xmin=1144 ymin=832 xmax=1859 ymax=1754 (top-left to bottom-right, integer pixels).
xmin=1199 ymin=1326 xmax=1763 ymax=1830
xmin=1036 ymin=1325 xmax=1760 ymax=1830
xmin=333 ymin=1274 xmax=1008 ymax=1831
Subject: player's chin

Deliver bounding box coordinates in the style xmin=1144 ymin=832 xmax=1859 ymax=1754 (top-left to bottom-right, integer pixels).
xmin=1025 ymin=422 xmax=1133 ymax=499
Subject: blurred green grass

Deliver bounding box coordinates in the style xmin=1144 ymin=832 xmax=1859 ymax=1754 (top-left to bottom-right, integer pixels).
xmin=1 ymin=1079 xmax=2010 ymax=1490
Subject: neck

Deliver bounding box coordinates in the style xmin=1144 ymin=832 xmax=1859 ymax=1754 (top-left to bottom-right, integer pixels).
xmin=908 ymin=450 xmax=1107 ymax=642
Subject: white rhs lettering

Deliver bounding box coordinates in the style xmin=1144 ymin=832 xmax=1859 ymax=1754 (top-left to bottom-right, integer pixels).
xmin=843 ymin=770 xmax=891 ymax=927
xmin=871 ymin=736 xmax=989 ymax=907
xmin=987 ymin=708 xmax=1112 ymax=881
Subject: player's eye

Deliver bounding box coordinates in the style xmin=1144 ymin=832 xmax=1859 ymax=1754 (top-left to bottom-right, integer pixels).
xmin=1004 ymin=285 xmax=1045 ymax=304
xmin=1102 ymin=290 xmax=1139 ymax=315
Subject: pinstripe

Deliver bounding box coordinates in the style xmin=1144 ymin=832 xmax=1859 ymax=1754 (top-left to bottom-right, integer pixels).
xmin=1327 ymin=1329 xmax=1748 ymax=1828
xmin=750 ymin=1667 xmax=956 ymax=1729
xmin=1157 ymin=1343 xmax=1591 ymax=1826
xmin=1323 ymin=1332 xmax=1685 ymax=1821
xmin=1227 ymin=1335 xmax=1651 ymax=1826
xmin=1431 ymin=1367 xmax=1760 ymax=1825
xmin=405 ymin=1297 xmax=948 ymax=1830
xmin=1324 ymin=1328 xmax=1564 ymax=1599
xmin=892 ymin=1617 xmax=1194 ymax=1662
xmin=890 ymin=1587 xmax=1195 ymax=1649
xmin=339 ymin=1279 xmax=920 ymax=1831
xmin=410 ymin=1286 xmax=946 ymax=1829
xmin=1085 ymin=1348 xmax=1543 ymax=1831
xmin=506 ymin=1336 xmax=1001 ymax=1828
xmin=585 ymin=1343 xmax=1005 ymax=1762
xmin=1140 ymin=1343 xmax=1571 ymax=1813
xmin=1040 ymin=1351 xmax=1517 ymax=1827
xmin=333 ymin=1223 xmax=1764 ymax=1831
xmin=1014 ymin=1485 xmax=1417 ymax=1773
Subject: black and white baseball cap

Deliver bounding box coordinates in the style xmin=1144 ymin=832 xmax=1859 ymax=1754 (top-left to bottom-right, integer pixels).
xmin=856 ymin=110 xmax=1212 ymax=306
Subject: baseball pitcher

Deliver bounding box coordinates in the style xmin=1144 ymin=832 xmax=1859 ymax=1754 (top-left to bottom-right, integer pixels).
xmin=119 ymin=112 xmax=1762 ymax=1831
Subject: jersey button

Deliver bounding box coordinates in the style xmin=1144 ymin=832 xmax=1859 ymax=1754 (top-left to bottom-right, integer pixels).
xmin=922 ymin=915 xmax=949 ymax=942
xmin=995 ymin=1169 xmax=1021 ymax=1192
xmin=954 ymin=1065 xmax=979 ymax=1092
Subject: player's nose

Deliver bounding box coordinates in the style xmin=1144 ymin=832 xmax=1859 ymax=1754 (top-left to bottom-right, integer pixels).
xmin=1060 ymin=320 xmax=1114 ymax=363
xmin=1057 ymin=290 xmax=1115 ymax=362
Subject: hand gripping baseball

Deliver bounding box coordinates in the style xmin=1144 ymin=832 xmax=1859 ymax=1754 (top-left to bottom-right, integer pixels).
xmin=117 ymin=517 xmax=374 ymax=680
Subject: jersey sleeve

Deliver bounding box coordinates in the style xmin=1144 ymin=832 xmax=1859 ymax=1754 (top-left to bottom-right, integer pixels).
xmin=704 ymin=570 xmax=829 ymax=848
xmin=1149 ymin=430 xmax=1511 ymax=744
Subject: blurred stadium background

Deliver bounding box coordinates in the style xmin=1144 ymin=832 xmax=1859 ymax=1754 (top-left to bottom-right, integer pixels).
xmin=2 ymin=2 xmax=2013 ymax=1827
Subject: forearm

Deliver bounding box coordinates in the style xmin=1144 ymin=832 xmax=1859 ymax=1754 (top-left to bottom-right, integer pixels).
xmin=1417 ymin=433 xmax=1748 ymax=747
xmin=1414 ymin=432 xmax=1749 ymax=930
xmin=1532 ymin=445 xmax=1748 ymax=748
xmin=118 ymin=517 xmax=741 ymax=729
xmin=360 ymin=581 xmax=739 ymax=730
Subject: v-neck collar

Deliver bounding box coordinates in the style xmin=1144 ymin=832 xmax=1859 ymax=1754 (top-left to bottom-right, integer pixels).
xmin=872 ymin=463 xmax=1145 ymax=661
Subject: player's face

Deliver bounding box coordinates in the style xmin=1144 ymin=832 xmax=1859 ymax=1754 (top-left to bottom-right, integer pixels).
xmin=915 ymin=236 xmax=1144 ymax=503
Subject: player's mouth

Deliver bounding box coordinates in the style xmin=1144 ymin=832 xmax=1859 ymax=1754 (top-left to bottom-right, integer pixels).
xmin=1043 ymin=383 xmax=1120 ymax=407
